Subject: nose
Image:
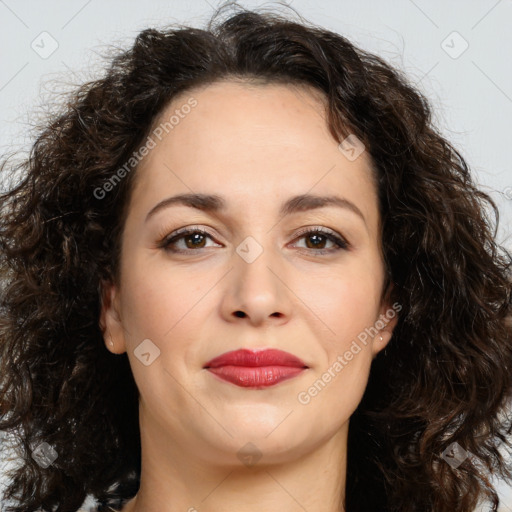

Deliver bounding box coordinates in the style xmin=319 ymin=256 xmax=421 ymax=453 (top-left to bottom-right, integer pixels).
xmin=219 ymin=243 xmax=292 ymax=327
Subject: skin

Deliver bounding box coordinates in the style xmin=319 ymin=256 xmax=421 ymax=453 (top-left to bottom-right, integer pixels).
xmin=100 ymin=80 xmax=397 ymax=512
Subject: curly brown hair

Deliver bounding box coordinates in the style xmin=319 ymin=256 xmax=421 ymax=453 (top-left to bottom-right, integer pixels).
xmin=1 ymin=4 xmax=511 ymax=511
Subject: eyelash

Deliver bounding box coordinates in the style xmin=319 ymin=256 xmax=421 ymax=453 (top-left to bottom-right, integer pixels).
xmin=158 ymin=225 xmax=350 ymax=256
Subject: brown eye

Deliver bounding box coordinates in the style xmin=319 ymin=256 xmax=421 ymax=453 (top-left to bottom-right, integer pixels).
xmin=158 ymin=226 xmax=349 ymax=256
xmin=182 ymin=232 xmax=207 ymax=249
xmin=292 ymin=228 xmax=349 ymax=255
xmin=304 ymin=232 xmax=329 ymax=249
xmin=159 ymin=228 xmax=220 ymax=253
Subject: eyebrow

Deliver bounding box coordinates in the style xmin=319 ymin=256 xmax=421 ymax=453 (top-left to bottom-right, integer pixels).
xmin=145 ymin=192 xmax=367 ymax=225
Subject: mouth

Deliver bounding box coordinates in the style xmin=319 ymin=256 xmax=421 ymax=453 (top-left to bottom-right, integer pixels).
xmin=203 ymin=348 xmax=308 ymax=388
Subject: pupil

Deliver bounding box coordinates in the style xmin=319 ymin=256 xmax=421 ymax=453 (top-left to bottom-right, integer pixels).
xmin=307 ymin=234 xmax=325 ymax=249
xmin=186 ymin=233 xmax=205 ymax=248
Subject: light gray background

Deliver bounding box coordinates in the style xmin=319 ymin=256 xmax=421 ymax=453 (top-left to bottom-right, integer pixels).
xmin=0 ymin=0 xmax=511 ymax=510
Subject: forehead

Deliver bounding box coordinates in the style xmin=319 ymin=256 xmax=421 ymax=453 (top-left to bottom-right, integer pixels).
xmin=149 ymin=80 xmax=333 ymax=159
xmin=130 ymin=80 xmax=378 ymax=225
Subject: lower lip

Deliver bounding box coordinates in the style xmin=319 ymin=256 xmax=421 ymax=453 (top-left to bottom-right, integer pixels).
xmin=206 ymin=365 xmax=306 ymax=388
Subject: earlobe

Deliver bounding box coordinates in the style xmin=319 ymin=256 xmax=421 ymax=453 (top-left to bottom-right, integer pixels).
xmin=99 ymin=279 xmax=126 ymax=354
xmin=372 ymin=301 xmax=399 ymax=358
xmin=378 ymin=329 xmax=393 ymax=347
xmin=371 ymin=330 xmax=393 ymax=359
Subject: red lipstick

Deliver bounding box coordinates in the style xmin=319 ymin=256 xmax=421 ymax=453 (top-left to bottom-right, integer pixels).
xmin=204 ymin=348 xmax=308 ymax=388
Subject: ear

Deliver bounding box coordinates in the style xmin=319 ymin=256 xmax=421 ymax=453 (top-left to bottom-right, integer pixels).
xmin=99 ymin=279 xmax=127 ymax=354
xmin=371 ymin=285 xmax=400 ymax=359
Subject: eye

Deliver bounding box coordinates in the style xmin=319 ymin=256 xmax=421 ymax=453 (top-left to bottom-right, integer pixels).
xmin=158 ymin=227 xmax=220 ymax=253
xmin=291 ymin=227 xmax=349 ymax=255
xmin=158 ymin=226 xmax=350 ymax=255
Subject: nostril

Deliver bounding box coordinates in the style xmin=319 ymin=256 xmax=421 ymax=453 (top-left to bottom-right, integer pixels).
xmin=234 ymin=311 xmax=246 ymax=318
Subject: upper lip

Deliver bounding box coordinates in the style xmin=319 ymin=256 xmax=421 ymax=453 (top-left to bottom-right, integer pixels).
xmin=204 ymin=348 xmax=308 ymax=369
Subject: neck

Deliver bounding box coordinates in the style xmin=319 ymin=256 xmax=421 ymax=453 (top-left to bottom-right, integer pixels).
xmin=122 ymin=409 xmax=348 ymax=512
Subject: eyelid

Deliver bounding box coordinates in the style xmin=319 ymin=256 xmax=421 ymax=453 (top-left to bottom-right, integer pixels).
xmin=290 ymin=226 xmax=350 ymax=252
xmin=158 ymin=224 xmax=350 ymax=255
xmin=157 ymin=225 xmax=219 ymax=247
xmin=292 ymin=225 xmax=341 ymax=239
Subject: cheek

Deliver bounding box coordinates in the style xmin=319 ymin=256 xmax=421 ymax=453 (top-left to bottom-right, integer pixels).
xmin=117 ymin=263 xmax=204 ymax=413
xmin=297 ymin=260 xmax=382 ymax=341
xmin=298 ymin=280 xmax=376 ymax=420
xmin=119 ymin=250 xmax=207 ymax=344
xmin=298 ymin=261 xmax=381 ymax=394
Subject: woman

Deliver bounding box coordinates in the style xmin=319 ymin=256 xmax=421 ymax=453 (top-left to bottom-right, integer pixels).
xmin=1 ymin=4 xmax=511 ymax=512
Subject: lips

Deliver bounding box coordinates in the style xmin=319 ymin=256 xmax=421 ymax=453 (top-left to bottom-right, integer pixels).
xmin=204 ymin=348 xmax=308 ymax=388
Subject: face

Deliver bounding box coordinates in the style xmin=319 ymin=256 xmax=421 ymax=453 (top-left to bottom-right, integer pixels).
xmin=101 ymin=80 xmax=396 ymax=466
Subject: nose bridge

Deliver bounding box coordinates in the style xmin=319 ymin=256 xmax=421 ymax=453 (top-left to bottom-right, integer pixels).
xmin=236 ymin=232 xmax=280 ymax=296
xmin=225 ymin=231 xmax=290 ymax=323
